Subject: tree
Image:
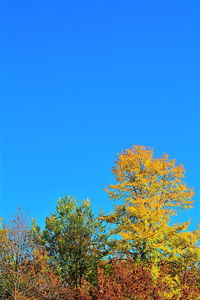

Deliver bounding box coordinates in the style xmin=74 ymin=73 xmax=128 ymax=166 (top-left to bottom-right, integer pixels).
xmin=32 ymin=195 xmax=108 ymax=288
xmin=95 ymin=259 xmax=158 ymax=300
xmin=0 ymin=218 xmax=10 ymax=298
xmin=0 ymin=209 xmax=36 ymax=299
xmin=102 ymin=146 xmax=200 ymax=265
xmin=0 ymin=210 xmax=69 ymax=300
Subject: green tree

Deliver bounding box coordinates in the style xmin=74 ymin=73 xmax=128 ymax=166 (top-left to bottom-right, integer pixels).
xmin=32 ymin=195 xmax=108 ymax=288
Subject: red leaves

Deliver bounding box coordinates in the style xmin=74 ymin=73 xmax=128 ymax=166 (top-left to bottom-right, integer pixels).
xmin=95 ymin=260 xmax=159 ymax=300
xmin=92 ymin=260 xmax=200 ymax=300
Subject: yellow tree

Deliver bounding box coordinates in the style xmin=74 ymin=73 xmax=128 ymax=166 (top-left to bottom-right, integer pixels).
xmin=102 ymin=146 xmax=200 ymax=266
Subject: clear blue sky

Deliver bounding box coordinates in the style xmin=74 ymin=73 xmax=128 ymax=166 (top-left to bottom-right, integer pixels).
xmin=1 ymin=0 xmax=199 ymax=229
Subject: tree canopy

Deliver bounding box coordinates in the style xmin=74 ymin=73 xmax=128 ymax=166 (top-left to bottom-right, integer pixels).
xmin=0 ymin=146 xmax=199 ymax=299
xmin=102 ymin=146 xmax=200 ymax=264
xmin=32 ymin=195 xmax=108 ymax=287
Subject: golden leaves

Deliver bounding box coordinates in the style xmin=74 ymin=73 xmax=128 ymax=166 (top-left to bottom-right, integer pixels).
xmin=104 ymin=145 xmax=199 ymax=264
xmin=107 ymin=145 xmax=194 ymax=211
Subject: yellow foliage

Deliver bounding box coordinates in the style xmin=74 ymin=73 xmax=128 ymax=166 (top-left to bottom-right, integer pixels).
xmin=103 ymin=146 xmax=199 ymax=265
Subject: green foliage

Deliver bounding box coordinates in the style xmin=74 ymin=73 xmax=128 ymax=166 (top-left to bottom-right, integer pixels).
xmin=32 ymin=195 xmax=108 ymax=287
xmin=1 ymin=146 xmax=200 ymax=298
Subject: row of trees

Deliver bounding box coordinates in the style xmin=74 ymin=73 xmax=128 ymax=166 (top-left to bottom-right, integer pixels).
xmin=0 ymin=146 xmax=200 ymax=299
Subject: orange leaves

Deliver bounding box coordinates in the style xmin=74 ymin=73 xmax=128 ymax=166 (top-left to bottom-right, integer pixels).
xmin=0 ymin=146 xmax=199 ymax=299
xmin=95 ymin=259 xmax=162 ymax=300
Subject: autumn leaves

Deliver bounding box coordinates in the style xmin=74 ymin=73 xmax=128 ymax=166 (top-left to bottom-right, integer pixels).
xmin=0 ymin=146 xmax=199 ymax=299
xmin=102 ymin=146 xmax=199 ymax=264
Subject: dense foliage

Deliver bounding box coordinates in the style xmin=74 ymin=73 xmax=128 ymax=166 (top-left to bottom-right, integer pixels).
xmin=0 ymin=146 xmax=199 ymax=299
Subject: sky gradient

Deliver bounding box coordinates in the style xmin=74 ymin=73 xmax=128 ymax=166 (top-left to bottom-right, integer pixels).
xmin=1 ymin=0 xmax=199 ymax=228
